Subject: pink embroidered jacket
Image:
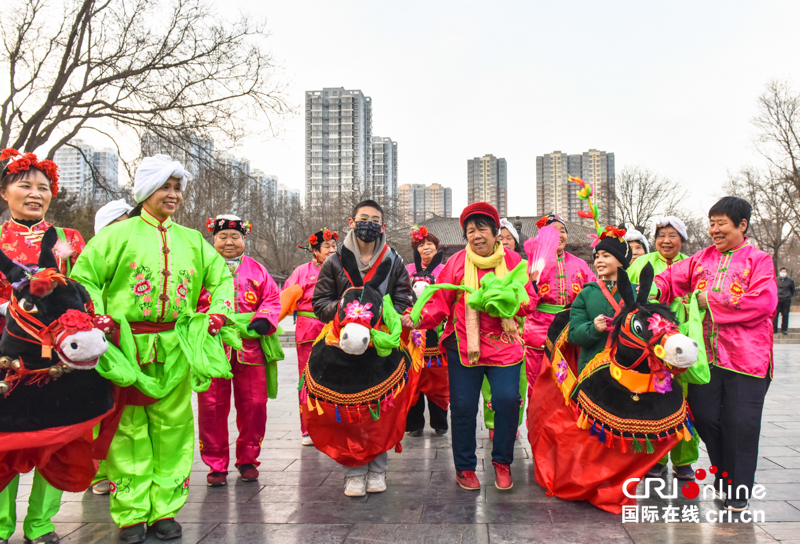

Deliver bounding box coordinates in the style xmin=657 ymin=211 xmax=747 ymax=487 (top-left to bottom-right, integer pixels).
xmin=654 ymin=239 xmax=777 ymax=377
xmin=283 ymin=260 xmax=326 ymax=344
xmin=198 ymin=255 xmax=281 ymax=365
xmin=523 ymin=251 xmax=596 ymax=350
xmin=415 ymin=249 xmax=536 ymax=367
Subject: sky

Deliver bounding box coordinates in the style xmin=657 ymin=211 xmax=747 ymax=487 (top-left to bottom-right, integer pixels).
xmin=94 ymin=1 xmax=800 ymax=218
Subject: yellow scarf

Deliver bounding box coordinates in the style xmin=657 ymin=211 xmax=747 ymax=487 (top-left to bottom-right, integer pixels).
xmin=463 ymin=242 xmax=518 ymax=363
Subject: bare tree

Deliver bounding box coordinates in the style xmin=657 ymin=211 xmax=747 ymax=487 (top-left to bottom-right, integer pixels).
xmin=1 ymin=0 xmax=291 ymax=190
xmin=614 ymin=165 xmax=688 ymax=233
xmin=724 ymin=167 xmax=793 ymax=273
xmin=753 ymin=80 xmax=800 ymax=194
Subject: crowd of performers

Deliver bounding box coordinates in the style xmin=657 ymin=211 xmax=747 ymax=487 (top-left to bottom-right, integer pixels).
xmin=0 ymin=149 xmax=778 ymax=543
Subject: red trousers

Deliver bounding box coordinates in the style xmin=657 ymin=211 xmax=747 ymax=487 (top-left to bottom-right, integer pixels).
xmin=525 ymin=348 xmax=546 ymax=403
xmin=297 ymin=342 xmax=313 ymax=436
xmin=197 ymin=354 xmax=267 ymax=473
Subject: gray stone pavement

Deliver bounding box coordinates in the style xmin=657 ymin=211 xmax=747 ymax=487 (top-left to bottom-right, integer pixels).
xmin=7 ymin=345 xmax=800 ymax=543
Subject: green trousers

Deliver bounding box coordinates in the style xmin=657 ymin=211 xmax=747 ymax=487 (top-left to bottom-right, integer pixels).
xmin=0 ymin=470 xmax=63 ymax=540
xmin=481 ymin=365 xmax=528 ymax=429
xmin=108 ymin=376 xmax=194 ymax=527
xmin=659 ymin=378 xmax=700 ymax=466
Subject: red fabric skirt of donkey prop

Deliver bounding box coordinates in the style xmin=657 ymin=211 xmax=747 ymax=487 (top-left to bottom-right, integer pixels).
xmin=527 ymin=356 xmax=679 ymax=515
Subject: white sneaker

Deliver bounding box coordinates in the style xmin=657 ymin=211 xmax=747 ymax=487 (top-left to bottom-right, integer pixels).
xmin=302 ymin=435 xmax=314 ymax=446
xmin=366 ymin=471 xmax=387 ymax=493
xmin=91 ymin=479 xmax=110 ymax=495
xmin=344 ymin=475 xmax=367 ymax=497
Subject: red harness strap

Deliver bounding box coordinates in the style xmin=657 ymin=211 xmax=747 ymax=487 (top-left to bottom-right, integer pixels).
xmin=340 ymin=244 xmax=389 ymax=287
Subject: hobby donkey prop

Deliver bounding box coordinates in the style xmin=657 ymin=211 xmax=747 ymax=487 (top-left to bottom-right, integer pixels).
xmin=527 ymin=264 xmax=699 ymax=514
xmin=0 ymin=228 xmax=112 ymax=492
xmin=301 ymin=247 xmax=422 ymax=466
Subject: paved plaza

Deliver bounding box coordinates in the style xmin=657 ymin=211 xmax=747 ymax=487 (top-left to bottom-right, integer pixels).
xmin=7 ymin=344 xmax=800 ymax=543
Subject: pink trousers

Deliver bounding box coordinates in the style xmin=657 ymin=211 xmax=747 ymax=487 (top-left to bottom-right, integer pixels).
xmin=197 ymin=353 xmax=267 ymax=473
xmin=296 ymin=342 xmax=313 ymax=436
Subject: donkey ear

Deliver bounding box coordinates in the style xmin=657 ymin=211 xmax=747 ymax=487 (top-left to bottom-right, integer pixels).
xmin=38 ymin=227 xmax=59 ymax=270
xmin=425 ymin=251 xmax=443 ymax=273
xmin=617 ymin=267 xmax=636 ymax=308
xmin=366 ymin=256 xmax=393 ymax=289
xmin=0 ymin=247 xmax=26 ymax=284
xmin=413 ymin=247 xmax=422 ymax=274
xmin=339 ymin=245 xmax=363 ymax=287
xmin=636 ymin=263 xmax=655 ymax=306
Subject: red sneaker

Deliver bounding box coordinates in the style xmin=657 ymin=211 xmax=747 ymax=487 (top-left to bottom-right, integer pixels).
xmin=238 ymin=464 xmax=259 ymax=482
xmin=207 ymin=472 xmax=227 ymax=487
xmin=489 ymin=429 xmax=494 ymax=440
xmin=455 ymin=470 xmax=481 ymax=490
xmin=493 ymin=462 xmax=513 ymax=490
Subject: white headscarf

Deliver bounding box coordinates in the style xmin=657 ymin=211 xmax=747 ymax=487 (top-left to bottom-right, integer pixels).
xmin=94 ymin=199 xmax=134 ymax=234
xmin=650 ymin=216 xmax=688 ymax=242
xmin=499 ymin=218 xmax=519 ymax=243
xmin=623 ymin=227 xmax=650 ymax=253
xmin=133 ymin=154 xmax=191 ymax=203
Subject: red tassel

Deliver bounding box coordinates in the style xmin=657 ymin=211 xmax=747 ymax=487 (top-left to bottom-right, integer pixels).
xmin=605 ymin=432 xmax=614 ymax=448
xmin=619 ymin=435 xmax=628 ymax=453
xmin=395 ymin=442 xmax=403 ymax=453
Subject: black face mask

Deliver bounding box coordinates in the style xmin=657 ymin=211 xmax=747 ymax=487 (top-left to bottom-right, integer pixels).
xmin=355 ymin=221 xmax=382 ymax=243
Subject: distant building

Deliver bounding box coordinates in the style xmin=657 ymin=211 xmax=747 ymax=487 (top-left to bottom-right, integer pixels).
xmin=536 ymin=149 xmax=615 ymax=227
xmin=371 ymin=136 xmax=397 ymax=200
xmin=398 ymin=183 xmax=453 ymax=224
xmin=277 ymin=183 xmax=300 ymax=203
xmin=251 ymin=169 xmax=278 ymax=197
xmin=305 ymin=88 xmax=373 ymax=206
xmin=140 ymin=132 xmax=214 ymax=176
xmin=53 ymin=140 xmax=119 ymax=203
xmin=467 ymin=154 xmax=507 ymax=218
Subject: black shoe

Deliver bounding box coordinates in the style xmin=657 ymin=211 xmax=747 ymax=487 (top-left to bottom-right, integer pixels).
xmin=153 ymin=518 xmax=182 ymax=541
xmin=24 ymin=533 xmax=59 ymax=544
xmin=646 ymin=463 xmax=668 ymax=478
xmin=434 ymin=428 xmax=448 ymax=436
xmin=724 ymin=498 xmax=749 ymax=512
xmin=408 ymin=429 xmax=423 ymax=437
xmin=119 ymin=523 xmax=146 ymax=544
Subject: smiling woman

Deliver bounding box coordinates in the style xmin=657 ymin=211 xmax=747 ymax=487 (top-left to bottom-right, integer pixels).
xmin=0 ymin=149 xmax=86 ymax=544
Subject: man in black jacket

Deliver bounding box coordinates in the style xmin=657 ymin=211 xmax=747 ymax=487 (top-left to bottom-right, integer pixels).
xmin=775 ymin=267 xmax=795 ymax=335
xmin=312 ymin=199 xmax=412 ymax=497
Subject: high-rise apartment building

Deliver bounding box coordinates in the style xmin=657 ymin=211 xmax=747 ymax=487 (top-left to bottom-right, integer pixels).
xmin=536 ymin=149 xmax=615 ymax=226
xmin=305 ymin=88 xmax=373 ymax=206
xmin=53 ymin=140 xmax=119 ymax=202
xmin=398 ymin=183 xmax=453 ymax=225
xmin=467 ymin=154 xmax=507 ymax=217
xmin=371 ymin=136 xmax=397 ymax=200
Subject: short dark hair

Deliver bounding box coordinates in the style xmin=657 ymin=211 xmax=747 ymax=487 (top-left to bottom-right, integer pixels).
xmin=780 ymin=267 xmax=788 ymax=272
xmin=352 ymin=199 xmax=384 ymax=221
xmin=709 ymin=196 xmax=751 ymax=233
xmin=462 ymin=214 xmax=498 ymax=240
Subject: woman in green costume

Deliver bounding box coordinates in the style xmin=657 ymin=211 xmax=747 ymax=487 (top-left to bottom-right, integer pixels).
xmin=71 ymin=155 xmax=235 ymax=544
xmin=626 ymin=216 xmax=698 ymax=481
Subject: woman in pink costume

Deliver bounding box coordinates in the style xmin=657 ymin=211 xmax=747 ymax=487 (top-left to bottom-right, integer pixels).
xmin=523 ymin=214 xmax=595 ymax=396
xmin=281 ymin=228 xmax=339 ymax=446
xmin=197 ymin=215 xmax=281 ymax=487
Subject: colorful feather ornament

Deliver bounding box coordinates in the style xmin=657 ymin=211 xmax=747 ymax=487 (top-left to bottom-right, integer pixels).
xmin=524 ymin=225 xmax=560 ymax=284
xmin=569 ymin=175 xmax=603 ymax=239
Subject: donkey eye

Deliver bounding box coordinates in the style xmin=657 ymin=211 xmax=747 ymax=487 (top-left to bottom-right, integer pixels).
xmin=20 ymin=299 xmax=38 ymax=313
xmin=632 ymin=319 xmax=643 ymax=335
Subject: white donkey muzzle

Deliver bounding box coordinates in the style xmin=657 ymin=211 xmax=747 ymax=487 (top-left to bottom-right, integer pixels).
xmin=58 ymin=328 xmax=108 ymax=369
xmin=663 ymin=333 xmax=698 ymax=369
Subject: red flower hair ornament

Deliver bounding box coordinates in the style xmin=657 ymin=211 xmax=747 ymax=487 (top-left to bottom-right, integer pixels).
xmin=1 ymin=148 xmax=60 ymax=197
xmin=409 ymin=225 xmax=429 ymax=243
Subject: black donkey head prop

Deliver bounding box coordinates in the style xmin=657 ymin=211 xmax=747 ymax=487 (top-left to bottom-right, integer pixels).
xmin=610 ymin=264 xmax=698 ymax=385
xmin=333 ymin=245 xmax=394 ymax=356
xmin=0 ymin=228 xmax=108 ymax=395
xmin=410 ymin=248 xmax=443 ymax=301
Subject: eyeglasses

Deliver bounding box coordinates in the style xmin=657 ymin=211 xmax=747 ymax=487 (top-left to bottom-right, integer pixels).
xmin=355 ymin=215 xmax=382 ymax=224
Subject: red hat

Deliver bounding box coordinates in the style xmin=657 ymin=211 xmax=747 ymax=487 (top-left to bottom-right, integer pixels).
xmin=459 ymin=202 xmax=500 ymax=229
